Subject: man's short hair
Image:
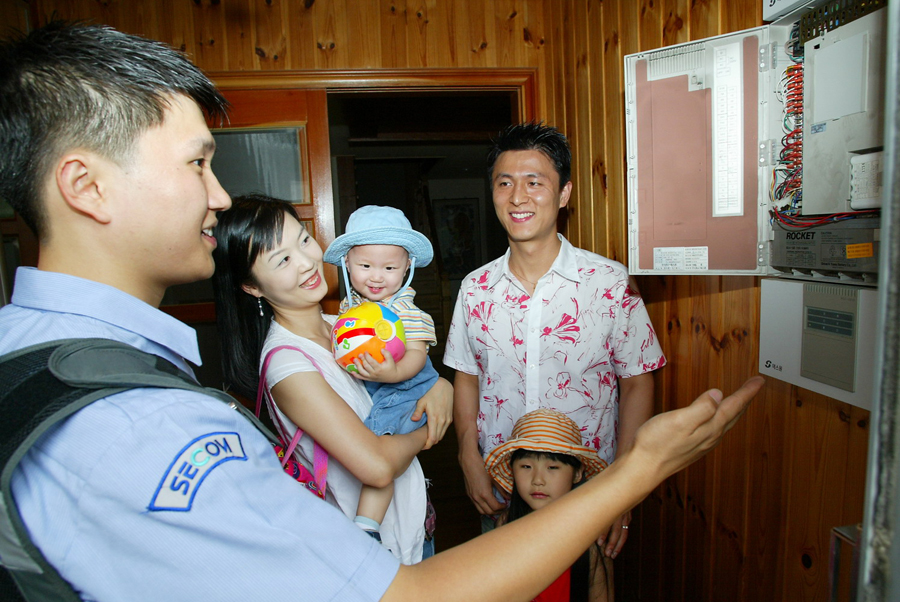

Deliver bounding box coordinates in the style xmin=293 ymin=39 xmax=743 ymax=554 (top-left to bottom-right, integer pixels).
xmin=0 ymin=21 xmax=229 ymax=239
xmin=486 ymin=122 xmax=572 ymax=190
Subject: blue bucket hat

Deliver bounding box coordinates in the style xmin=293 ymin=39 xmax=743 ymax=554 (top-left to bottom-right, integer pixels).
xmin=324 ymin=205 xmax=433 ymax=267
xmin=324 ymin=205 xmax=434 ymax=308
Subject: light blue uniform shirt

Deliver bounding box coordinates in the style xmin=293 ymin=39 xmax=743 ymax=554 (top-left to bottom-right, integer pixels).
xmin=0 ymin=267 xmax=399 ymax=601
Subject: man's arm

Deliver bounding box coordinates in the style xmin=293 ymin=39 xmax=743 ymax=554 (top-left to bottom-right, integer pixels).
xmin=272 ymin=370 xmax=427 ymax=487
xmin=383 ymin=377 xmax=765 ymax=602
xmin=599 ymin=372 xmax=655 ymax=556
xmin=454 ymin=370 xmax=507 ymax=515
xmin=617 ymin=372 xmax=655 ymax=454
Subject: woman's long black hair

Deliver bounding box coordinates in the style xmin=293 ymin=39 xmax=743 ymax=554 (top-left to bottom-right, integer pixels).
xmin=504 ymin=448 xmax=600 ymax=602
xmin=212 ymin=194 xmax=301 ymax=400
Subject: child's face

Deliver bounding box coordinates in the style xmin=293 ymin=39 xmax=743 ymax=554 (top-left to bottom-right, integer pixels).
xmin=512 ymin=453 xmax=583 ymax=512
xmin=346 ymin=245 xmax=410 ymax=303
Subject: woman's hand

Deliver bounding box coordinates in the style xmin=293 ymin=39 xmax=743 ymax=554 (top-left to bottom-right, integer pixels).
xmin=412 ymin=377 xmax=453 ymax=449
xmin=272 ymin=369 xmax=428 ymax=487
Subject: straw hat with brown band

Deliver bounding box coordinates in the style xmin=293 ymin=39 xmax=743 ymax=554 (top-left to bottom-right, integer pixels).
xmin=484 ymin=408 xmax=608 ymax=495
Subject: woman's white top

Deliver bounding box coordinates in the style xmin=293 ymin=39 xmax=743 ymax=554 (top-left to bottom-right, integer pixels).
xmin=260 ymin=318 xmax=426 ymax=564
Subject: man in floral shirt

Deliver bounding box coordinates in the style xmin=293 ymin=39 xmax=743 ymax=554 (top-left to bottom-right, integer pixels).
xmin=444 ymin=122 xmax=666 ymax=562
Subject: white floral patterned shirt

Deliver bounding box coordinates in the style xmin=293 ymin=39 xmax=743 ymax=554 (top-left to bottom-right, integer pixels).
xmin=443 ymin=235 xmax=666 ymax=465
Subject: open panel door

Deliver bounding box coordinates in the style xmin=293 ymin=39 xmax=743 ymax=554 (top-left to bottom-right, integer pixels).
xmin=624 ymin=27 xmax=789 ymax=275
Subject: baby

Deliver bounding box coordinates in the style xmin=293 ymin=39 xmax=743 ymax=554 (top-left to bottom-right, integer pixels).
xmin=324 ymin=205 xmax=440 ymax=546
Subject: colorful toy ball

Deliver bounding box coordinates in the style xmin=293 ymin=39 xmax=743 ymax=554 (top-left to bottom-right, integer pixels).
xmin=332 ymin=302 xmax=406 ymax=373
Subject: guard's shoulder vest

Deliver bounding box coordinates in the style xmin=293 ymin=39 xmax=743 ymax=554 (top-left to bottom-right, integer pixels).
xmin=0 ymin=338 xmax=272 ymax=601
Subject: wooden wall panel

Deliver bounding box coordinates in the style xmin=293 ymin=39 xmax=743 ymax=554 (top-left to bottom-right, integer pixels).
xmin=287 ymin=1 xmax=318 ymax=68
xmin=223 ymin=1 xmax=254 ymax=71
xmin=662 ymin=0 xmax=689 ymax=45
xmin=420 ymin=0 xmax=452 ymax=67
xmin=598 ymin=0 xmax=622 ymax=261
xmin=14 ymin=2 xmax=872 ymax=600
xmin=711 ymin=278 xmax=758 ymax=599
xmin=689 ymin=0 xmax=720 ymax=40
xmin=347 ymin=0 xmax=382 ymax=67
xmin=638 ymin=0 xmax=663 ymax=52
xmin=460 ymin=0 xmax=492 ymax=67
xmin=314 ymin=0 xmax=344 ymax=68
xmin=493 ymin=0 xmax=519 ymax=67
xmin=684 ymin=276 xmax=718 ymax=600
xmin=155 ymin=0 xmax=196 ymax=58
xmin=252 ymin=0 xmax=289 ymax=70
xmin=560 ymin=0 xmax=577 ymax=180
xmin=586 ymin=0 xmax=607 ymax=258
xmin=603 ymin=0 xmax=634 ymax=264
xmin=192 ymin=1 xmax=228 ymax=71
xmin=744 ymin=377 xmax=792 ymax=600
xmin=554 ymin=0 xmax=573 ymax=242
xmin=722 ymin=0 xmax=761 ymax=35
xmin=779 ymin=388 xmax=866 ymax=601
xmin=379 ymin=0 xmax=407 ymax=68
xmin=0 ymin=0 xmax=30 ymax=33
xmin=520 ymin=0 xmax=550 ymax=121
xmin=545 ymin=2 xmax=566 ymax=150
xmin=570 ymin=0 xmax=593 ymax=253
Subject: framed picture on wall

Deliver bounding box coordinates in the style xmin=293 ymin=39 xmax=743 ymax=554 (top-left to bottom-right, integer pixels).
xmin=432 ymin=198 xmax=482 ymax=279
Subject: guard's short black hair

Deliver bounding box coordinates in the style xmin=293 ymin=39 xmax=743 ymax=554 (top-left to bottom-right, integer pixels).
xmin=486 ymin=122 xmax=572 ymax=190
xmin=0 ymin=21 xmax=229 ymax=239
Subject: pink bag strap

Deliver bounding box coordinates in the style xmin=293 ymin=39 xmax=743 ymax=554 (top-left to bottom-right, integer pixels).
xmin=256 ymin=344 xmax=329 ymax=495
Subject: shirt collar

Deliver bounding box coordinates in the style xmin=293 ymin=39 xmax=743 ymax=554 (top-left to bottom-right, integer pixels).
xmin=549 ymin=235 xmax=582 ymax=282
xmin=488 ymin=234 xmax=581 ymax=289
xmin=11 ymin=267 xmax=203 ymax=365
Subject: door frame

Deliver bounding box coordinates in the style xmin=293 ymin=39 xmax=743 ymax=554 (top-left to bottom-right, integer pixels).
xmin=210 ymin=68 xmax=537 ymax=120
xmin=210 ymin=69 xmax=538 ymax=235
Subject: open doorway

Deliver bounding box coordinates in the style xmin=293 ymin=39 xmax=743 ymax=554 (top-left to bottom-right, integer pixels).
xmin=327 ymin=90 xmax=515 ymax=551
xmin=328 ymin=91 xmax=513 ymax=368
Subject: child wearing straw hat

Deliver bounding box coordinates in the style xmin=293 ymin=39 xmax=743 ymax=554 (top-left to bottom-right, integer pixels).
xmin=486 ymin=409 xmax=613 ymax=602
xmin=324 ymin=205 xmax=440 ymax=547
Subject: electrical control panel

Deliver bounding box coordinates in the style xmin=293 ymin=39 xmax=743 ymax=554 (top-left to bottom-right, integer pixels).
xmin=628 ymin=0 xmax=886 ymax=400
xmin=801 ymin=9 xmax=886 ymax=215
xmin=759 ymin=278 xmax=876 ymax=408
xmin=769 ymin=216 xmax=879 ymax=283
xmin=624 ymin=1 xmax=886 ymax=280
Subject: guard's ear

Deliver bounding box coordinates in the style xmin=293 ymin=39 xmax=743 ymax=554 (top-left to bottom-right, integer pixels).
xmin=55 ymin=153 xmax=112 ymax=224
